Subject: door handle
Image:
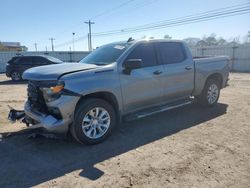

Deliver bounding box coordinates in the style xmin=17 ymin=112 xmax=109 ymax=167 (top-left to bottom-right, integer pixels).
xmin=153 ymin=70 xmax=163 ymax=75
xmin=185 ymin=66 xmax=192 ymax=70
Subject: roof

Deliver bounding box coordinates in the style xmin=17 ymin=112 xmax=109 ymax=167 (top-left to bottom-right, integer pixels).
xmin=105 ymin=39 xmax=183 ymax=46
xmin=14 ymin=55 xmax=52 ymax=58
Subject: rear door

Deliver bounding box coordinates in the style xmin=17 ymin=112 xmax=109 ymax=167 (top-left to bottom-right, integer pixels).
xmin=120 ymin=42 xmax=165 ymax=113
xmin=156 ymin=42 xmax=194 ymax=102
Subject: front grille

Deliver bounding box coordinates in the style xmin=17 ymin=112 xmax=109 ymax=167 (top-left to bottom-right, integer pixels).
xmin=27 ymin=81 xmax=48 ymax=113
xmin=27 ymin=82 xmax=39 ymax=102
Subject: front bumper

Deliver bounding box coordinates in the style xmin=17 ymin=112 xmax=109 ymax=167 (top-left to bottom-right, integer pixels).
xmin=8 ymin=79 xmax=81 ymax=134
xmin=24 ymin=101 xmax=71 ymax=134
xmin=24 ymin=93 xmax=79 ymax=133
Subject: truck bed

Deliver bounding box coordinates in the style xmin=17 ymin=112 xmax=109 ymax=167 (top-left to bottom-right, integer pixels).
xmin=192 ymin=56 xmax=230 ymax=96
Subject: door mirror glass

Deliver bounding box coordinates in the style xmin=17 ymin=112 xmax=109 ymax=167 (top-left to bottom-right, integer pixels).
xmin=123 ymin=59 xmax=142 ymax=74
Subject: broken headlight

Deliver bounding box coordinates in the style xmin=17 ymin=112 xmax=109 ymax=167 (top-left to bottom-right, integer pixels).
xmin=41 ymin=81 xmax=65 ymax=102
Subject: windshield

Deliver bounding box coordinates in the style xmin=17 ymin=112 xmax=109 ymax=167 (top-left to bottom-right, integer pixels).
xmin=45 ymin=56 xmax=63 ymax=63
xmin=80 ymin=43 xmax=130 ymax=65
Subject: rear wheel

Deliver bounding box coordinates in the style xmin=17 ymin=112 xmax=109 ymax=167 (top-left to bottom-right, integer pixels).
xmin=196 ymin=79 xmax=220 ymax=107
xmin=11 ymin=71 xmax=22 ymax=81
xmin=71 ymin=98 xmax=116 ymax=145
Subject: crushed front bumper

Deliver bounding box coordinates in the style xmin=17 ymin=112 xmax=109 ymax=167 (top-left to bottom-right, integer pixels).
xmin=24 ymin=101 xmax=71 ymax=134
xmin=8 ymin=101 xmax=72 ymax=134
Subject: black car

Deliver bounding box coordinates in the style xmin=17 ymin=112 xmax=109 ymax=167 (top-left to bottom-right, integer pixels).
xmin=6 ymin=55 xmax=63 ymax=81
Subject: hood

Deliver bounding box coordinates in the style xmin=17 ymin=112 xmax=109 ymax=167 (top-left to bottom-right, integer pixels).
xmin=22 ymin=63 xmax=98 ymax=81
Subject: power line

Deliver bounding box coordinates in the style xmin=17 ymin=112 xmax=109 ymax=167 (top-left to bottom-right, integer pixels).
xmin=53 ymin=3 xmax=250 ymax=49
xmin=92 ymin=4 xmax=250 ymax=36
xmin=123 ymin=7 xmax=250 ymax=33
xmin=50 ymin=0 xmax=136 ymax=41
xmin=52 ymin=0 xmax=166 ymax=49
xmin=90 ymin=0 xmax=159 ymax=23
xmin=51 ymin=0 xmax=137 ymax=49
xmin=126 ymin=2 xmax=250 ymax=30
xmin=90 ymin=0 xmax=136 ymax=20
xmin=92 ymin=4 xmax=250 ymax=37
xmin=54 ymin=35 xmax=88 ymax=48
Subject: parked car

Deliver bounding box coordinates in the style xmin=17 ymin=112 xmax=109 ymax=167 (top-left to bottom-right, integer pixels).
xmin=6 ymin=55 xmax=63 ymax=81
xmin=8 ymin=39 xmax=230 ymax=144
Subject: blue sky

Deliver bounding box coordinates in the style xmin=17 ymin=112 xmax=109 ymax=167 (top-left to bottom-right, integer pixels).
xmin=1 ymin=0 xmax=249 ymax=51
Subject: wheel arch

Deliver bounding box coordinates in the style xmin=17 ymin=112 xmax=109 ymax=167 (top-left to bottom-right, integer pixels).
xmin=75 ymin=91 xmax=120 ymax=118
xmin=206 ymin=73 xmax=223 ymax=88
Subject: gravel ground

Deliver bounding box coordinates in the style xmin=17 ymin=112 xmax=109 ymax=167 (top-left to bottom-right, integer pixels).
xmin=0 ymin=73 xmax=249 ymax=188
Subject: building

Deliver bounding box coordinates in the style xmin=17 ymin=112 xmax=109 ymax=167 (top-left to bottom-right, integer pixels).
xmin=0 ymin=42 xmax=28 ymax=51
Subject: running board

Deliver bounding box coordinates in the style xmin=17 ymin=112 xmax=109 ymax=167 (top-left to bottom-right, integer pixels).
xmin=124 ymin=99 xmax=194 ymax=121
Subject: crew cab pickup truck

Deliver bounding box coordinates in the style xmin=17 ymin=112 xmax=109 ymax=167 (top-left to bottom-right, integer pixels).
xmin=8 ymin=39 xmax=230 ymax=144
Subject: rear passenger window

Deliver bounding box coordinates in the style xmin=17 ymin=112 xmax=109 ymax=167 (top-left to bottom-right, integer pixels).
xmin=127 ymin=43 xmax=157 ymax=67
xmin=158 ymin=42 xmax=186 ymax=64
xmin=18 ymin=57 xmax=32 ymax=65
xmin=32 ymin=57 xmax=48 ymax=65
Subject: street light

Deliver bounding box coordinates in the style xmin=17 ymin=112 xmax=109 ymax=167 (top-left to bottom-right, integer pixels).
xmin=72 ymin=32 xmax=75 ymax=51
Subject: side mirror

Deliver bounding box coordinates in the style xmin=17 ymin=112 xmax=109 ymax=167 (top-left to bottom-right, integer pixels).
xmin=123 ymin=59 xmax=142 ymax=74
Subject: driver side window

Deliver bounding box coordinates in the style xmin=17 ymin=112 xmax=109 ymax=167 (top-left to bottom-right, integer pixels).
xmin=126 ymin=43 xmax=157 ymax=67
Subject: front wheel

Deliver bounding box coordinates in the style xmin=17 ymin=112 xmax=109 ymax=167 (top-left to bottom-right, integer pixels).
xmin=71 ymin=98 xmax=116 ymax=145
xmin=11 ymin=71 xmax=22 ymax=81
xmin=196 ymin=79 xmax=220 ymax=107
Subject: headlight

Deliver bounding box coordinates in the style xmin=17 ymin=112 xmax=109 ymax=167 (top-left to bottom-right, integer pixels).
xmin=41 ymin=81 xmax=65 ymax=102
xmin=44 ymin=84 xmax=64 ymax=94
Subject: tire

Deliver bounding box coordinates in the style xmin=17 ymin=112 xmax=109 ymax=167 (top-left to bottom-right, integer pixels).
xmin=196 ymin=79 xmax=220 ymax=107
xmin=71 ymin=98 xmax=116 ymax=145
xmin=11 ymin=71 xmax=22 ymax=81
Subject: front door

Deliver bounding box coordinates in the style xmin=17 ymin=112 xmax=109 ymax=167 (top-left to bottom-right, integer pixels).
xmin=120 ymin=43 xmax=164 ymax=113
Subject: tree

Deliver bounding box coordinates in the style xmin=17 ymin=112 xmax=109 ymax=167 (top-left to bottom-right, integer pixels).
xmin=205 ymin=33 xmax=217 ymax=46
xmin=242 ymin=31 xmax=250 ymax=44
xmin=247 ymin=31 xmax=250 ymax=43
xmin=217 ymin=37 xmax=228 ymax=46
xmin=228 ymin=36 xmax=240 ymax=45
xmin=141 ymin=35 xmax=154 ymax=39
xmin=183 ymin=37 xmax=200 ymax=47
xmin=164 ymin=34 xmax=172 ymax=39
xmin=197 ymin=40 xmax=207 ymax=47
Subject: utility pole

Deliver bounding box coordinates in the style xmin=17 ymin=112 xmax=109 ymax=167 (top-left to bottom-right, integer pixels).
xmin=87 ymin=33 xmax=90 ymax=51
xmin=49 ymin=38 xmax=55 ymax=51
xmin=72 ymin=32 xmax=75 ymax=51
xmin=84 ymin=20 xmax=95 ymax=51
xmin=34 ymin=43 xmax=38 ymax=52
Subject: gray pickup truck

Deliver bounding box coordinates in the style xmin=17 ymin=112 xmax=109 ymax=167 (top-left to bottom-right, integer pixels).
xmin=8 ymin=39 xmax=230 ymax=144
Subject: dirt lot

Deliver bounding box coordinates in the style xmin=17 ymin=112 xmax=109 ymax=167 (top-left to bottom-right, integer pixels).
xmin=0 ymin=73 xmax=249 ymax=188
